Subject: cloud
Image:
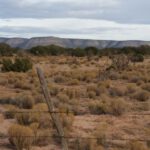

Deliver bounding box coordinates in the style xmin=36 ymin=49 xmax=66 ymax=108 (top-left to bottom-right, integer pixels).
xmin=0 ymin=18 xmax=150 ymax=40
xmin=0 ymin=0 xmax=149 ymax=24
xmin=0 ymin=0 xmax=150 ymax=40
xmin=18 ymin=0 xmax=119 ymax=8
xmin=0 ymin=0 xmax=119 ymax=21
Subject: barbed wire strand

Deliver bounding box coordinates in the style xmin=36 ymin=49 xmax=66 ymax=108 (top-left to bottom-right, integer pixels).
xmin=0 ymin=135 xmax=149 ymax=142
xmin=0 ymin=110 xmax=75 ymax=114
xmin=1 ymin=111 xmax=150 ymax=116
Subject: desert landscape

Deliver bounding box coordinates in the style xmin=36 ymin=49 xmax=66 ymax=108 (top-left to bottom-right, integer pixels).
xmin=0 ymin=44 xmax=149 ymax=150
xmin=0 ymin=1 xmax=150 ymax=149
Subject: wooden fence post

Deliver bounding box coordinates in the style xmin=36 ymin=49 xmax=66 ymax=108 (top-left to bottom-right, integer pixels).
xmin=36 ymin=67 xmax=69 ymax=150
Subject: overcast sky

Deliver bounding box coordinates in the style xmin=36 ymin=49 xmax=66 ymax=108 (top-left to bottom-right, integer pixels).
xmin=0 ymin=0 xmax=150 ymax=40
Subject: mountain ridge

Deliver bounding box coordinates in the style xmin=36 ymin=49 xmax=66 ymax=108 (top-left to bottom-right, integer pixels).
xmin=0 ymin=37 xmax=150 ymax=49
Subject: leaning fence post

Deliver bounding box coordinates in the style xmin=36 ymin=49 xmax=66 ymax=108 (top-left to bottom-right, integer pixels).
xmin=36 ymin=67 xmax=68 ymax=150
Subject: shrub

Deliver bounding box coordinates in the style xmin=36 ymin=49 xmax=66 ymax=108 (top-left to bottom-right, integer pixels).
xmin=137 ymin=101 xmax=150 ymax=111
xmin=74 ymin=138 xmax=96 ymax=150
xmin=1 ymin=59 xmax=13 ymax=72
xmin=57 ymin=93 xmax=70 ymax=103
xmin=142 ymin=83 xmax=150 ymax=92
xmin=12 ymin=58 xmax=33 ymax=72
xmin=14 ymin=80 xmax=32 ymax=90
xmin=0 ymin=115 xmax=4 ymax=123
xmin=128 ymin=141 xmax=148 ymax=150
xmin=126 ymin=84 xmax=137 ymax=94
xmin=109 ymin=87 xmax=125 ymax=97
xmin=31 ymin=103 xmax=51 ymax=128
xmin=109 ymin=71 xmax=120 ymax=80
xmin=34 ymin=94 xmax=44 ymax=104
xmin=2 ymin=57 xmax=33 ymax=72
xmin=97 ymin=80 xmax=110 ymax=89
xmin=87 ymin=84 xmax=103 ymax=97
xmin=59 ymin=112 xmax=74 ymax=131
xmin=0 ymin=78 xmax=8 ymax=85
xmin=0 ymin=43 xmax=18 ymax=56
xmin=94 ymin=123 xmax=108 ymax=146
xmin=89 ymin=97 xmax=128 ymax=116
xmin=68 ymin=78 xmax=79 ymax=85
xmin=88 ymin=91 xmax=96 ymax=99
xmin=32 ymin=103 xmax=48 ymax=111
xmin=129 ymin=76 xmax=142 ymax=84
xmin=87 ymin=85 xmax=97 ymax=93
xmin=110 ymin=98 xmax=128 ymax=116
xmin=35 ymin=129 xmax=52 ymax=146
xmin=54 ymin=75 xmax=67 ymax=83
xmin=132 ymin=90 xmax=149 ymax=101
xmin=130 ymin=54 xmax=144 ymax=63
xmin=16 ymin=95 xmax=35 ymax=109
xmin=8 ymin=124 xmax=34 ymax=150
xmin=16 ymin=112 xmax=31 ymax=125
xmin=4 ymin=105 xmax=19 ymax=119
xmin=109 ymin=55 xmax=130 ymax=71
xmin=49 ymin=85 xmax=60 ymax=96
xmin=0 ymin=97 xmax=17 ymax=105
xmin=89 ymin=99 xmax=110 ymax=115
xmin=65 ymin=89 xmax=77 ymax=99
xmin=29 ymin=123 xmax=39 ymax=143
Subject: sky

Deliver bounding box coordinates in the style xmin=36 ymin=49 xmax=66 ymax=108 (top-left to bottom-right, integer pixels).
xmin=0 ymin=0 xmax=150 ymax=40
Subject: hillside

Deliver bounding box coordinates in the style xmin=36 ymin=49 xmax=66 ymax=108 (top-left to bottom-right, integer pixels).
xmin=0 ymin=37 xmax=150 ymax=49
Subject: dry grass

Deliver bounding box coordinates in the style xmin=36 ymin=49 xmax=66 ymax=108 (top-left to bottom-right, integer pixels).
xmin=4 ymin=105 xmax=19 ymax=119
xmin=16 ymin=94 xmax=35 ymax=109
xmin=0 ymin=55 xmax=150 ymax=150
xmin=8 ymin=124 xmax=34 ymax=150
xmin=128 ymin=141 xmax=149 ymax=150
xmin=89 ymin=96 xmax=129 ymax=116
xmin=132 ymin=90 xmax=149 ymax=101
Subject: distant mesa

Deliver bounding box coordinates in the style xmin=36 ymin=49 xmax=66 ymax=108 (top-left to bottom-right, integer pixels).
xmin=0 ymin=36 xmax=150 ymax=49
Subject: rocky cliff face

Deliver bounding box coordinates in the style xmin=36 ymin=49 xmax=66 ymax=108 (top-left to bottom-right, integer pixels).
xmin=0 ymin=37 xmax=150 ymax=49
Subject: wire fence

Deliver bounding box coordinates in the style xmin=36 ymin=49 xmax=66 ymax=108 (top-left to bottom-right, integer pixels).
xmin=0 ymin=135 xmax=149 ymax=142
xmin=0 ymin=110 xmax=150 ymax=142
xmin=1 ymin=110 xmax=73 ymax=114
xmin=1 ymin=110 xmax=150 ymax=115
xmin=0 ymin=111 xmax=149 ymax=144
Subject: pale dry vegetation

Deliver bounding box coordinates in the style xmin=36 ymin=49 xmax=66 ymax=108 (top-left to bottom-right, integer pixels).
xmin=0 ymin=55 xmax=149 ymax=150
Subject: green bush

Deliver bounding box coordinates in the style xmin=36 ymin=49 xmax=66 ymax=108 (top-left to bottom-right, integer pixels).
xmin=2 ymin=57 xmax=32 ymax=72
xmin=1 ymin=59 xmax=13 ymax=72
xmin=0 ymin=43 xmax=18 ymax=56
xmin=131 ymin=54 xmax=144 ymax=63
xmin=13 ymin=58 xmax=33 ymax=72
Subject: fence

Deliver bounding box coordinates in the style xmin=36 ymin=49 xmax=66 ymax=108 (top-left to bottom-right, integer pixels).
xmin=0 ymin=67 xmax=150 ymax=150
xmin=0 ymin=110 xmax=150 ymax=149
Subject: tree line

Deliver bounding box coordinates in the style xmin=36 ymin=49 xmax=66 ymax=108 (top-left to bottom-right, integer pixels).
xmin=0 ymin=43 xmax=149 ymax=72
xmin=0 ymin=42 xmax=150 ymax=57
xmin=0 ymin=43 xmax=18 ymax=56
xmin=29 ymin=45 xmax=150 ymax=57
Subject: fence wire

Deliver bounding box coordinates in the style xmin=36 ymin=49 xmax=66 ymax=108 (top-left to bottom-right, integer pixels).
xmin=0 ymin=135 xmax=149 ymax=142
xmin=1 ymin=111 xmax=150 ymax=115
